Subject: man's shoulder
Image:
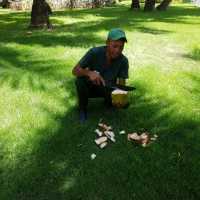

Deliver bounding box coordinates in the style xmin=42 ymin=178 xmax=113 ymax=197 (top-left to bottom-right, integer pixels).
xmin=119 ymin=53 xmax=128 ymax=64
xmin=89 ymin=46 xmax=106 ymax=54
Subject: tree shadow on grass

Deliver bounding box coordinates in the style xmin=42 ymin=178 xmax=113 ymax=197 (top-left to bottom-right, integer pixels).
xmin=0 ymin=45 xmax=75 ymax=92
xmin=184 ymin=47 xmax=200 ymax=61
xmin=135 ymin=26 xmax=171 ymax=34
xmin=53 ymin=4 xmax=200 ymax=23
xmin=1 ymin=4 xmax=200 ymax=48
xmin=0 ymin=12 xmax=169 ymax=48
xmin=1 ymin=77 xmax=200 ymax=200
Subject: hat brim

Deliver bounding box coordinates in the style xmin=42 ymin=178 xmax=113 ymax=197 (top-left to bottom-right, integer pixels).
xmin=108 ymin=37 xmax=127 ymax=42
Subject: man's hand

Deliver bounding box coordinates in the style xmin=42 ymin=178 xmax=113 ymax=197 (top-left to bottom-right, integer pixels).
xmin=87 ymin=70 xmax=105 ymax=86
xmin=72 ymin=65 xmax=105 ymax=86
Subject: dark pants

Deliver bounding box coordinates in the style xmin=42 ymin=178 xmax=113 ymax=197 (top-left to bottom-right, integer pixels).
xmin=75 ymin=77 xmax=113 ymax=111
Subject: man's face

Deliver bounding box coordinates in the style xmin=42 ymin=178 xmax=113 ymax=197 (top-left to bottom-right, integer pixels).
xmin=106 ymin=40 xmax=125 ymax=59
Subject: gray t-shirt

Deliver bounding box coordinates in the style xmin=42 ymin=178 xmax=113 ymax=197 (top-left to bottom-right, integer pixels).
xmin=78 ymin=46 xmax=129 ymax=86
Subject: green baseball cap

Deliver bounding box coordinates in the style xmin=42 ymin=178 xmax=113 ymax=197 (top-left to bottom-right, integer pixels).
xmin=107 ymin=28 xmax=127 ymax=42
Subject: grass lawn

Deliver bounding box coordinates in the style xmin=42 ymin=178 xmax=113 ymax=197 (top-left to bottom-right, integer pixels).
xmin=0 ymin=2 xmax=200 ymax=200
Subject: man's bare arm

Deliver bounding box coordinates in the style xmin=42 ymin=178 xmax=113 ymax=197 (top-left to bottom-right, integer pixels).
xmin=72 ymin=64 xmax=105 ymax=86
xmin=72 ymin=64 xmax=90 ymax=77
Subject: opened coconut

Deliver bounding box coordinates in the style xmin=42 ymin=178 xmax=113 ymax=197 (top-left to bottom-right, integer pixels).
xmin=111 ymin=89 xmax=128 ymax=108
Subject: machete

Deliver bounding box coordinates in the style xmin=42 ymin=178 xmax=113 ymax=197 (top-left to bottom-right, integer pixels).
xmin=107 ymin=84 xmax=136 ymax=91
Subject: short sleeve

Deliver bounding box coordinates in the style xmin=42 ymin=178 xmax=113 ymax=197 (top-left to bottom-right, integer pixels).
xmin=117 ymin=57 xmax=129 ymax=79
xmin=78 ymin=48 xmax=94 ymax=69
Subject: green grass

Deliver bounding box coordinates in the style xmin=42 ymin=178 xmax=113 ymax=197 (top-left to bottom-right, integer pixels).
xmin=0 ymin=2 xmax=200 ymax=200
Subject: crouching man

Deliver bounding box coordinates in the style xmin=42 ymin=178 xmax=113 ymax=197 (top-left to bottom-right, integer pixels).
xmin=72 ymin=28 xmax=129 ymax=122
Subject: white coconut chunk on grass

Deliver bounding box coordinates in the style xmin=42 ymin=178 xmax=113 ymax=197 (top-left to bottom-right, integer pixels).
xmin=95 ymin=129 xmax=103 ymax=137
xmin=119 ymin=130 xmax=126 ymax=135
xmin=98 ymin=123 xmax=112 ymax=131
xmin=104 ymin=131 xmax=115 ymax=138
xmin=95 ymin=136 xmax=107 ymax=145
xmin=153 ymin=134 xmax=158 ymax=138
xmin=91 ymin=153 xmax=96 ymax=160
xmin=140 ymin=133 xmax=148 ymax=139
xmin=110 ymin=137 xmax=116 ymax=143
xmin=106 ymin=126 xmax=112 ymax=131
xmin=142 ymin=143 xmax=147 ymax=147
xmin=100 ymin=142 xmax=107 ymax=149
xmin=128 ymin=133 xmax=140 ymax=141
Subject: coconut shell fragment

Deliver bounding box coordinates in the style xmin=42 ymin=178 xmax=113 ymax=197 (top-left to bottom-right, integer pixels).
xmin=100 ymin=142 xmax=108 ymax=149
xmin=95 ymin=136 xmax=107 ymax=145
xmin=119 ymin=130 xmax=126 ymax=135
xmin=95 ymin=121 xmax=115 ymax=148
xmin=104 ymin=131 xmax=115 ymax=139
xmin=127 ymin=133 xmax=141 ymax=141
xmin=128 ymin=132 xmax=150 ymax=146
xmin=91 ymin=153 xmax=96 ymax=160
xmin=98 ymin=123 xmax=112 ymax=131
xmin=95 ymin=129 xmax=103 ymax=137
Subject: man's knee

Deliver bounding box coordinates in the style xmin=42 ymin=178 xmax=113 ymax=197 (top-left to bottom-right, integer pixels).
xmin=75 ymin=78 xmax=91 ymax=97
xmin=75 ymin=77 xmax=88 ymax=89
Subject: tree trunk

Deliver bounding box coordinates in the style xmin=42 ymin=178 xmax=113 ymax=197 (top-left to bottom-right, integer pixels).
xmin=69 ymin=0 xmax=76 ymax=9
xmin=30 ymin=0 xmax=53 ymax=29
xmin=92 ymin=0 xmax=102 ymax=8
xmin=144 ymin=0 xmax=156 ymax=11
xmin=156 ymin=0 xmax=172 ymax=11
xmin=1 ymin=0 xmax=10 ymax=8
xmin=131 ymin=0 xmax=140 ymax=10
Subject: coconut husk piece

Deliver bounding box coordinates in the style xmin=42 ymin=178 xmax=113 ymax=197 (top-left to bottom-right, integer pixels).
xmin=95 ymin=121 xmax=116 ymax=148
xmin=128 ymin=132 xmax=150 ymax=147
xmin=95 ymin=136 xmax=107 ymax=145
xmin=98 ymin=123 xmax=112 ymax=132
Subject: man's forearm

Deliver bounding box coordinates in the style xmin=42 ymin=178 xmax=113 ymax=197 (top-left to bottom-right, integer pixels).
xmin=73 ymin=65 xmax=105 ymax=86
xmin=72 ymin=65 xmax=90 ymax=77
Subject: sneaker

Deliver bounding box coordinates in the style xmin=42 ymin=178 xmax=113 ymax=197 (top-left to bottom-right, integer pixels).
xmin=79 ymin=110 xmax=87 ymax=123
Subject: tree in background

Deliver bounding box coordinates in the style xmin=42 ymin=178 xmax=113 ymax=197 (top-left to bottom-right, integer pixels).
xmin=1 ymin=0 xmax=10 ymax=8
xmin=131 ymin=0 xmax=172 ymax=11
xmin=30 ymin=0 xmax=53 ymax=29
xmin=69 ymin=0 xmax=76 ymax=8
xmin=144 ymin=0 xmax=156 ymax=11
xmin=131 ymin=0 xmax=140 ymax=10
xmin=156 ymin=0 xmax=172 ymax=10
